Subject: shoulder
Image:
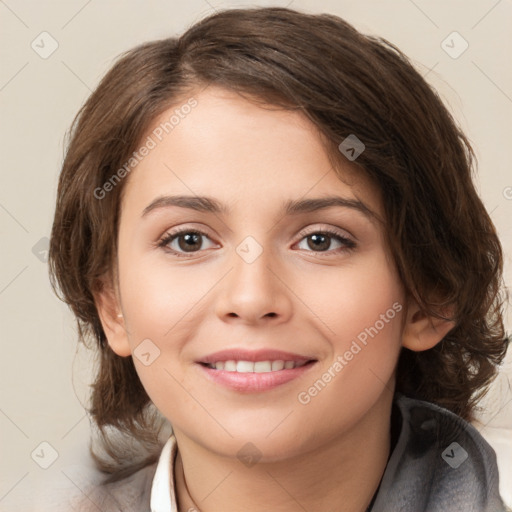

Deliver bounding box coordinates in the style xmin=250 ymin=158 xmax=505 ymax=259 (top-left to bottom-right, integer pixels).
xmin=67 ymin=460 xmax=158 ymax=512
xmin=372 ymin=393 xmax=508 ymax=512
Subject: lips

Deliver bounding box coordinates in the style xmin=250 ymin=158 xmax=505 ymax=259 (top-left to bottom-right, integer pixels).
xmin=196 ymin=349 xmax=317 ymax=392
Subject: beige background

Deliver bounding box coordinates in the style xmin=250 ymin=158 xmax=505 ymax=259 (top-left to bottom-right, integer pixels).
xmin=0 ymin=0 xmax=511 ymax=510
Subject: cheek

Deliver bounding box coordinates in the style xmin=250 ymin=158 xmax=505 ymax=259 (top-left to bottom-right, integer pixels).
xmin=339 ymin=269 xmax=403 ymax=350
xmin=303 ymin=254 xmax=404 ymax=348
xmin=300 ymin=254 xmax=405 ymax=398
xmin=116 ymin=252 xmax=206 ymax=415
xmin=118 ymin=252 xmax=213 ymax=343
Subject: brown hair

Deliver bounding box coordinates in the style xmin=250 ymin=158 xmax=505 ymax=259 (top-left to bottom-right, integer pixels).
xmin=48 ymin=6 xmax=509 ymax=481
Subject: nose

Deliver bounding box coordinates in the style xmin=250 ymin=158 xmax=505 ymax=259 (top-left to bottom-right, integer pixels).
xmin=214 ymin=240 xmax=293 ymax=325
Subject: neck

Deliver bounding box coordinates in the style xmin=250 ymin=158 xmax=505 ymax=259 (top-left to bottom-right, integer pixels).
xmin=173 ymin=393 xmax=393 ymax=512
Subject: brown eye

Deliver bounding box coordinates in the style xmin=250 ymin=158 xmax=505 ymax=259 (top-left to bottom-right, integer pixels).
xmin=306 ymin=233 xmax=332 ymax=251
xmin=176 ymin=232 xmax=203 ymax=252
xmin=296 ymin=229 xmax=356 ymax=254
xmin=158 ymin=229 xmax=216 ymax=256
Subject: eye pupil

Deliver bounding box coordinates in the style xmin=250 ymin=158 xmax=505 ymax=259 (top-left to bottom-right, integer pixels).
xmin=178 ymin=232 xmax=202 ymax=252
xmin=308 ymin=233 xmax=330 ymax=252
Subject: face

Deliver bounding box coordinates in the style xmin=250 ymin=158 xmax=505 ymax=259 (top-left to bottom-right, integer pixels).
xmin=107 ymin=85 xmax=407 ymax=461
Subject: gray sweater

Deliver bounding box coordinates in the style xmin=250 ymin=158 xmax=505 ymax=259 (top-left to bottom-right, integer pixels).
xmin=70 ymin=393 xmax=508 ymax=511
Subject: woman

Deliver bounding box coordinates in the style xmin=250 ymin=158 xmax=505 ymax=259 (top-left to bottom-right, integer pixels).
xmin=49 ymin=7 xmax=510 ymax=511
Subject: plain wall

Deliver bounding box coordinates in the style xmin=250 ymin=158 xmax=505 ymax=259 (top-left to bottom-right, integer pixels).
xmin=1 ymin=0 xmax=511 ymax=510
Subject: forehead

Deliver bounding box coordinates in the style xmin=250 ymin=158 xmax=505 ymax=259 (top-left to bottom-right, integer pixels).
xmin=120 ymin=85 xmax=382 ymax=220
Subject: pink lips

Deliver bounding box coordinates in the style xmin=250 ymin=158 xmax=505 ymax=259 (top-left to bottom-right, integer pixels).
xmin=196 ymin=348 xmax=317 ymax=393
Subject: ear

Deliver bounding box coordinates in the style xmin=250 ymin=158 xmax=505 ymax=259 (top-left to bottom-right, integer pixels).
xmin=402 ymin=300 xmax=456 ymax=352
xmin=93 ymin=280 xmax=131 ymax=357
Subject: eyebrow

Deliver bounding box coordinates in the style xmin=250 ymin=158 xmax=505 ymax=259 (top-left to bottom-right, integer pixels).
xmin=141 ymin=194 xmax=376 ymax=220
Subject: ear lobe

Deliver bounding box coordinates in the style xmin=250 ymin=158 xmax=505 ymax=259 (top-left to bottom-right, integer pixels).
xmin=93 ymin=281 xmax=131 ymax=357
xmin=402 ymin=301 xmax=456 ymax=352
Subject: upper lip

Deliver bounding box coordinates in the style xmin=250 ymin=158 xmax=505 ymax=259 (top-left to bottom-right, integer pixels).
xmin=198 ymin=349 xmax=316 ymax=364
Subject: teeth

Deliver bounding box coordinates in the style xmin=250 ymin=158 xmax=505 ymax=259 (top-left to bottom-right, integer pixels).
xmin=207 ymin=359 xmax=308 ymax=372
xmin=236 ymin=361 xmax=254 ymax=373
xmin=254 ymin=361 xmax=272 ymax=373
xmin=224 ymin=360 xmax=237 ymax=372
xmin=271 ymin=360 xmax=285 ymax=371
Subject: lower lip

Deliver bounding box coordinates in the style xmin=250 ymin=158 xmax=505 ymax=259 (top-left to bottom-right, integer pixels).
xmin=197 ymin=361 xmax=316 ymax=392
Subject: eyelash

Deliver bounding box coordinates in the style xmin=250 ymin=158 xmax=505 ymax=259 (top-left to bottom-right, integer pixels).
xmin=157 ymin=226 xmax=356 ymax=258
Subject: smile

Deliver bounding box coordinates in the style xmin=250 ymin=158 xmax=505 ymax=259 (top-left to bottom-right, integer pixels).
xmin=204 ymin=360 xmax=309 ymax=372
xmin=196 ymin=349 xmax=317 ymax=392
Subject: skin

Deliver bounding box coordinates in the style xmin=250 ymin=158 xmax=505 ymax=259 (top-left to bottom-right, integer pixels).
xmin=96 ymin=85 xmax=454 ymax=512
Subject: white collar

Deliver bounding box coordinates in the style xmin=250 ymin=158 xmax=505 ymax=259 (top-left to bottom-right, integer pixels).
xmin=150 ymin=434 xmax=179 ymax=512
